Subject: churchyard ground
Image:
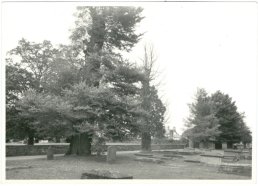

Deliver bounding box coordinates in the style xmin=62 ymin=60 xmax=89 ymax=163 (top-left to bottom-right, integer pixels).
xmin=6 ymin=150 xmax=251 ymax=179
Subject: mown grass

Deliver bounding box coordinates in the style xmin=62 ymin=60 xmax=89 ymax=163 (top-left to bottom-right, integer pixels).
xmin=6 ymin=151 xmax=251 ymax=180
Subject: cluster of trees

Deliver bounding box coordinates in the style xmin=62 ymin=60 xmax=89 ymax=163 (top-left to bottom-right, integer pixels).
xmin=6 ymin=7 xmax=167 ymax=154
xmin=183 ymin=88 xmax=252 ymax=146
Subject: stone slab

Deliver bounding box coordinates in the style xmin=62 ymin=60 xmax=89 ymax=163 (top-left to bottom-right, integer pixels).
xmin=178 ymin=151 xmax=200 ymax=155
xmin=201 ymin=154 xmax=224 ymax=158
xmin=161 ymin=157 xmax=173 ymax=160
xmin=81 ymin=169 xmax=133 ymax=179
xmin=200 ymin=154 xmax=223 ymax=165
xmin=6 ymin=165 xmax=32 ymax=171
xmin=163 ymin=154 xmax=184 ymax=158
xmin=218 ymin=164 xmax=251 ymax=176
xmin=184 ymin=160 xmax=201 ymax=163
xmin=134 ymin=153 xmax=153 ymax=157
xmin=134 ymin=157 xmax=164 ymax=164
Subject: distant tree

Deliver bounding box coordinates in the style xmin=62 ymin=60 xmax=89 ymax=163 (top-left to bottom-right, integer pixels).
xmin=6 ymin=61 xmax=36 ymax=105
xmin=139 ymin=45 xmax=166 ymax=151
xmin=6 ymin=39 xmax=59 ymax=144
xmin=183 ymin=88 xmax=221 ymax=144
xmin=210 ymin=91 xmax=252 ymax=144
xmin=238 ymin=120 xmax=252 ymax=145
xmin=6 ymin=60 xmax=37 ymax=144
xmin=183 ymin=89 xmax=252 ymax=146
xmin=8 ymin=39 xmax=59 ymax=92
xmin=148 ymin=86 xmax=166 ymax=139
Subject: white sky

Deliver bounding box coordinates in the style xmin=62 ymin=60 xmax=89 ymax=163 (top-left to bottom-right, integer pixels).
xmin=2 ymin=2 xmax=257 ymax=134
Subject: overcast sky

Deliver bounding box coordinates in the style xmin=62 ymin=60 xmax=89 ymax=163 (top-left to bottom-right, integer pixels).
xmin=2 ymin=2 xmax=257 ymax=134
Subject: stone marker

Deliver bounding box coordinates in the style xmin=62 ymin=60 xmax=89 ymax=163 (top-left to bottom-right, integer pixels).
xmin=189 ymin=139 xmax=194 ymax=148
xmin=199 ymin=142 xmax=204 ymax=149
xmin=47 ymin=146 xmax=54 ymax=160
xmin=222 ymin=142 xmax=228 ymax=150
xmin=107 ymin=146 xmax=116 ymax=163
xmin=208 ymin=142 xmax=215 ymax=149
xmin=81 ymin=169 xmax=133 ymax=179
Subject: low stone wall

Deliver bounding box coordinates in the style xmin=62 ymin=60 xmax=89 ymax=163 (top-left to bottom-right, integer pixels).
xmin=6 ymin=144 xmax=69 ymax=157
xmin=6 ymin=143 xmax=185 ymax=157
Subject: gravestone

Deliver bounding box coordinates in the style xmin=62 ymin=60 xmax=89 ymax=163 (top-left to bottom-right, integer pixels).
xmin=107 ymin=146 xmax=116 ymax=163
xmin=222 ymin=143 xmax=227 ymax=150
xmin=208 ymin=142 xmax=215 ymax=149
xmin=189 ymin=139 xmax=194 ymax=148
xmin=199 ymin=142 xmax=204 ymax=149
xmin=47 ymin=146 xmax=54 ymax=160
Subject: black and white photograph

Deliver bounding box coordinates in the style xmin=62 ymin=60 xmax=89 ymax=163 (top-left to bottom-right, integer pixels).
xmin=1 ymin=1 xmax=257 ymax=182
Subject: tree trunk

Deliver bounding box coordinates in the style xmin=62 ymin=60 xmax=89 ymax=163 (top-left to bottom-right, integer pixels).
xmin=35 ymin=138 xmax=39 ymax=143
xmin=55 ymin=137 xmax=61 ymax=143
xmin=27 ymin=131 xmax=34 ymax=145
xmin=141 ymin=132 xmax=151 ymax=152
xmin=243 ymin=142 xmax=247 ymax=149
xmin=66 ymin=133 xmax=92 ymax=156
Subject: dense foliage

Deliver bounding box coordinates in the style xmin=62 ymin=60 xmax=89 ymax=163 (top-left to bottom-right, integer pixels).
xmin=183 ymin=88 xmax=252 ymax=144
xmin=6 ymin=6 xmax=166 ymax=153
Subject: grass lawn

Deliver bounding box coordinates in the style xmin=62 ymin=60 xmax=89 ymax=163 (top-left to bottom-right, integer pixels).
xmin=6 ymin=151 xmax=251 ymax=180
